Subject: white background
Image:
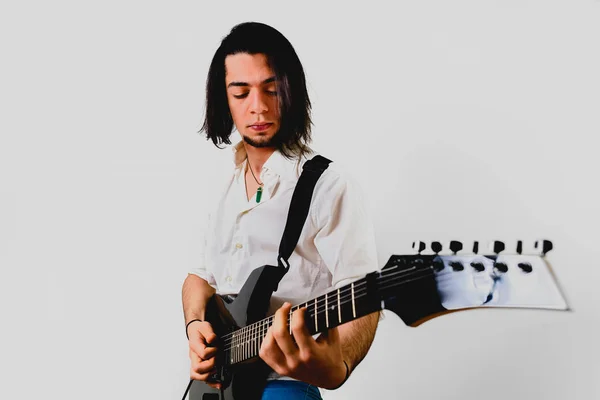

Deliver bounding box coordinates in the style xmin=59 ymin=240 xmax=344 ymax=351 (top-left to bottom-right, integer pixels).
xmin=1 ymin=1 xmax=599 ymax=399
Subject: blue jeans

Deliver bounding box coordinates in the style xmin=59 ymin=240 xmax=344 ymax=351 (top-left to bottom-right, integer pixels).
xmin=261 ymin=380 xmax=322 ymax=400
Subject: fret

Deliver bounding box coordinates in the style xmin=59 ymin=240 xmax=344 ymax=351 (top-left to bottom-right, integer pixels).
xmin=258 ymin=320 xmax=263 ymax=351
xmin=232 ymin=331 xmax=237 ymax=364
xmin=314 ymin=297 xmax=318 ymax=331
xmin=239 ymin=327 xmax=242 ymax=362
xmin=234 ymin=331 xmax=238 ymax=364
xmin=244 ymin=326 xmax=248 ymax=360
xmin=251 ymin=322 xmax=255 ymax=357
xmin=304 ymin=302 xmax=309 ymax=331
xmin=351 ymin=282 xmax=356 ymax=318
xmin=325 ymin=293 xmax=329 ymax=328
xmin=247 ymin=325 xmax=251 ymax=359
xmin=256 ymin=320 xmax=260 ymax=353
xmin=337 ymin=288 xmax=341 ymax=323
xmin=255 ymin=321 xmax=259 ymax=356
xmin=240 ymin=327 xmax=244 ymax=361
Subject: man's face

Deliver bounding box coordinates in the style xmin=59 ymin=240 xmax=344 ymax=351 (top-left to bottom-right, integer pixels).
xmin=225 ymin=53 xmax=281 ymax=148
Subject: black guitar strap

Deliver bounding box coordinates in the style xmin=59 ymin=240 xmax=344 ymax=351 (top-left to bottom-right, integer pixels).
xmin=276 ymin=154 xmax=332 ymax=272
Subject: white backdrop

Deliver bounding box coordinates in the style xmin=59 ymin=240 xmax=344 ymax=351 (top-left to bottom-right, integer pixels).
xmin=1 ymin=1 xmax=599 ymax=399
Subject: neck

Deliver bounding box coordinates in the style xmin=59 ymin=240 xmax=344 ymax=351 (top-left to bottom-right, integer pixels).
xmin=243 ymin=143 xmax=276 ymax=174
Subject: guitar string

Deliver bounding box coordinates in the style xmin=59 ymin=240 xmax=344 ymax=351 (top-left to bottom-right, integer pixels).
xmin=218 ymin=265 xmax=430 ymax=345
xmin=221 ymin=268 xmax=435 ymax=354
xmin=219 ymin=266 xmax=433 ymax=348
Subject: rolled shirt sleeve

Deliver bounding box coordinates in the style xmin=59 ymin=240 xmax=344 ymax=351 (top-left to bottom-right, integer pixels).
xmin=188 ymin=213 xmax=217 ymax=288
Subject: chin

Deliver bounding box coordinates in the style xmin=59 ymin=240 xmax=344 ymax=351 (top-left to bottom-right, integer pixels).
xmin=242 ymin=130 xmax=278 ymax=148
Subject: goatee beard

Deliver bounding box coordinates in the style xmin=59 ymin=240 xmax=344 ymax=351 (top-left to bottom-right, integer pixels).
xmin=242 ymin=134 xmax=278 ymax=148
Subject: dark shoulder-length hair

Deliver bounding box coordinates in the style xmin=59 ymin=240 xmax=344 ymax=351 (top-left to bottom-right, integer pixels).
xmin=200 ymin=22 xmax=313 ymax=158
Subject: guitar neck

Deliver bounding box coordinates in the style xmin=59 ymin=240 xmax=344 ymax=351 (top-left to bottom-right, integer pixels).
xmin=220 ymin=247 xmax=565 ymax=367
xmin=222 ymin=273 xmax=384 ymax=366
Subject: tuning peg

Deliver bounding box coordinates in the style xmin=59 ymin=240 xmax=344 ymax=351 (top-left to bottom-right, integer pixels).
xmin=449 ymin=240 xmax=463 ymax=255
xmin=431 ymin=241 xmax=442 ymax=254
xmin=472 ymin=241 xmax=479 ymax=254
xmin=494 ymin=262 xmax=508 ymax=273
xmin=470 ymin=261 xmax=485 ymax=272
xmin=432 ymin=259 xmax=445 ymax=272
xmin=450 ymin=261 xmax=464 ymax=271
xmin=518 ymin=262 xmax=533 ymax=273
xmin=516 ymin=240 xmax=523 ymax=255
xmin=492 ymin=240 xmax=505 ymax=255
xmin=535 ymin=240 xmax=553 ymax=256
xmin=412 ymin=241 xmax=426 ymax=255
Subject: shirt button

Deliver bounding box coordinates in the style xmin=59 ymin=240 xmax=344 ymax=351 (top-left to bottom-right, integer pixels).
xmin=235 ymin=243 xmax=243 ymax=249
xmin=226 ymin=276 xmax=232 ymax=282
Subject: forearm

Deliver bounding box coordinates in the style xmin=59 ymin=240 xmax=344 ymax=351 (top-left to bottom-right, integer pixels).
xmin=337 ymin=311 xmax=380 ymax=372
xmin=182 ymin=273 xmax=216 ymax=324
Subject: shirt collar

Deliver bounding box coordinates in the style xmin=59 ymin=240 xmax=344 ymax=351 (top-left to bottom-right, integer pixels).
xmin=232 ymin=141 xmax=312 ymax=182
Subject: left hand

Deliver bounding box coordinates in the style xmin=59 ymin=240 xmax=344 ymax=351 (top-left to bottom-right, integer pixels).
xmin=259 ymin=302 xmax=348 ymax=389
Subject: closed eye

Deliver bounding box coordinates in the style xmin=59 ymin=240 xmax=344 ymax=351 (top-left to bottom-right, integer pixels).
xmin=232 ymin=90 xmax=277 ymax=99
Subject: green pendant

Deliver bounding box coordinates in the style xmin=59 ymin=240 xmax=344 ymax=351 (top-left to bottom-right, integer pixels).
xmin=256 ymin=186 xmax=263 ymax=203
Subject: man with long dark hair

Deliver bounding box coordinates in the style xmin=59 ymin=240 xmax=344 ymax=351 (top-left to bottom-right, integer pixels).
xmin=182 ymin=22 xmax=379 ymax=399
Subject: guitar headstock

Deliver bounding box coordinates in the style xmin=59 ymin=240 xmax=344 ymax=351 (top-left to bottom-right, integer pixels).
xmin=380 ymin=240 xmax=568 ymax=326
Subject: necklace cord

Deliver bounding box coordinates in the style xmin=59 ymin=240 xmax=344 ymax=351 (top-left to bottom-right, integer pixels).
xmin=247 ymin=160 xmax=263 ymax=186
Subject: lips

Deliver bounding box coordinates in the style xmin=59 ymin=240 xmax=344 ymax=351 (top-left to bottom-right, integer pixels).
xmin=249 ymin=123 xmax=273 ymax=132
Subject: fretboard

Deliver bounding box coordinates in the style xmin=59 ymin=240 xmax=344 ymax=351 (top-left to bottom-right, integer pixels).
xmin=220 ymin=272 xmax=385 ymax=366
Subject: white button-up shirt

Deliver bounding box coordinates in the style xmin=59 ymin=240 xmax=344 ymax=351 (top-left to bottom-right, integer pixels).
xmin=190 ymin=142 xmax=379 ymax=314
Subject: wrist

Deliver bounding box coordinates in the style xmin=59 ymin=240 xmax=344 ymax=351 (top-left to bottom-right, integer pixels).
xmin=329 ymin=360 xmax=350 ymax=390
xmin=185 ymin=319 xmax=204 ymax=340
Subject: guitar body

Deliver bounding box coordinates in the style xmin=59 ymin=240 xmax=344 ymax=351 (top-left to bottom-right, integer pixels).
xmin=189 ymin=264 xmax=287 ymax=400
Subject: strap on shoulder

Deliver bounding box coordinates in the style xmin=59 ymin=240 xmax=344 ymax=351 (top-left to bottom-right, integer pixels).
xmin=277 ymin=155 xmax=332 ymax=270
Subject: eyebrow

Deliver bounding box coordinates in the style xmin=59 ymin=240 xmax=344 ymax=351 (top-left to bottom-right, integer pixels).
xmin=227 ymin=76 xmax=277 ymax=89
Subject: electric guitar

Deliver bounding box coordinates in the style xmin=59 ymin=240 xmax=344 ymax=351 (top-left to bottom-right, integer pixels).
xmin=185 ymin=240 xmax=568 ymax=400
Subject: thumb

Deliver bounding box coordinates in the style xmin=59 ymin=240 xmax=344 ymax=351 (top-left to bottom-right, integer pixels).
xmin=188 ymin=331 xmax=206 ymax=356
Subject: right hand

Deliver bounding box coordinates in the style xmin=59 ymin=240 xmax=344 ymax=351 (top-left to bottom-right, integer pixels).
xmin=187 ymin=320 xmax=220 ymax=389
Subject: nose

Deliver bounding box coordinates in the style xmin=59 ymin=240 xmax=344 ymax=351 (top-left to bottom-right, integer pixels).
xmin=249 ymin=90 xmax=268 ymax=114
